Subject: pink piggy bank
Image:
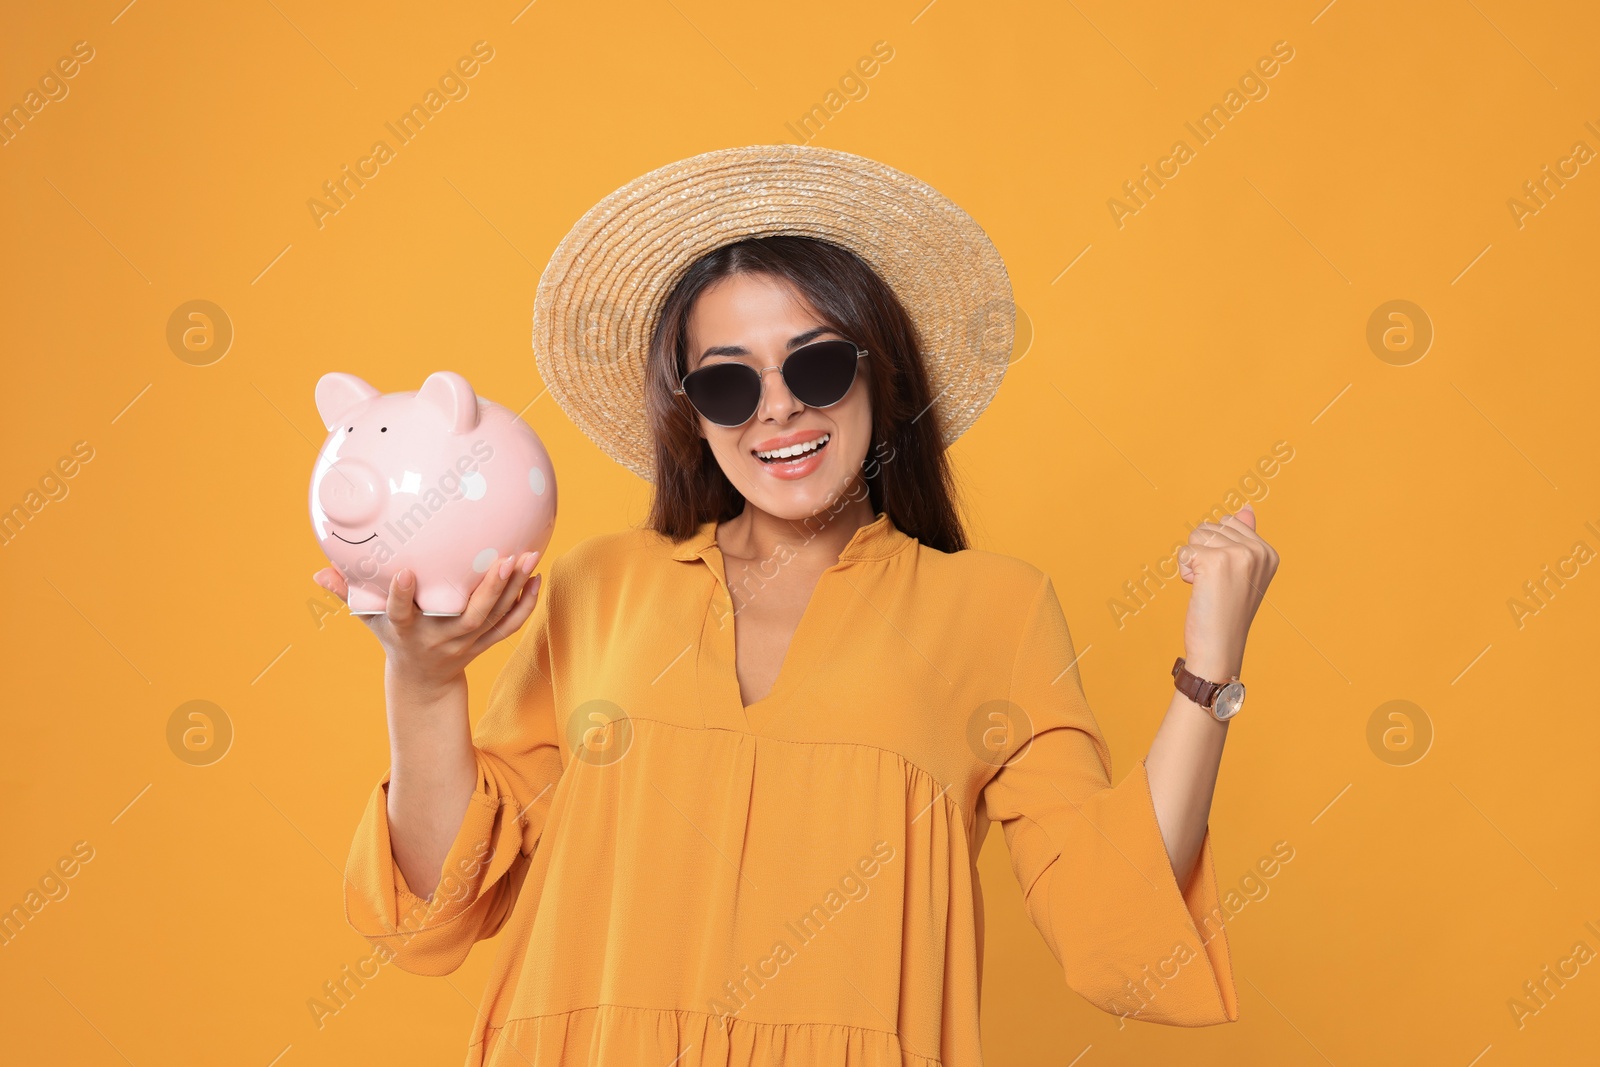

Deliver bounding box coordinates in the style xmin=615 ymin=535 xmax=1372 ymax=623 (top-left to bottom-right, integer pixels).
xmin=310 ymin=370 xmax=557 ymax=616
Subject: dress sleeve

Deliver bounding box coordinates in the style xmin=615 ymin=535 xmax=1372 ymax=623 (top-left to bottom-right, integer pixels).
xmin=979 ymin=574 xmax=1239 ymax=1026
xmin=341 ymin=561 xmax=565 ymax=977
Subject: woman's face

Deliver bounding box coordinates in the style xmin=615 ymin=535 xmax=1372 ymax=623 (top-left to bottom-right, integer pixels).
xmin=682 ymin=272 xmax=872 ymax=522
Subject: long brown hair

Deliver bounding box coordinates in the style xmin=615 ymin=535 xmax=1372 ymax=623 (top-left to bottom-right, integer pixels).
xmin=643 ymin=235 xmax=968 ymax=553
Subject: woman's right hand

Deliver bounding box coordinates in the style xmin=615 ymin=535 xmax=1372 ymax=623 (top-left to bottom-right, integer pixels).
xmin=312 ymin=552 xmax=542 ymax=695
xmin=316 ymin=554 xmax=541 ymax=899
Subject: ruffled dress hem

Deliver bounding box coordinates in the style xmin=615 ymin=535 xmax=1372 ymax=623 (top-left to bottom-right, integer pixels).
xmin=470 ymin=1004 xmax=943 ymax=1067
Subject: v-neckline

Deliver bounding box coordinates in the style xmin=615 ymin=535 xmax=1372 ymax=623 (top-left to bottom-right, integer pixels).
xmin=673 ymin=510 xmax=907 ymax=730
xmin=703 ymin=511 xmax=893 ymax=721
xmin=720 ymin=556 xmax=832 ymax=713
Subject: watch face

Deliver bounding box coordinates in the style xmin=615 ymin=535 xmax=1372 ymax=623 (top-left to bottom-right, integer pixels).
xmin=1213 ymin=682 xmax=1245 ymax=720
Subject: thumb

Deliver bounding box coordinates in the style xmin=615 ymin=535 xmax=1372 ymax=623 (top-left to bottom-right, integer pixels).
xmin=313 ymin=566 xmax=349 ymax=602
xmin=1176 ymin=544 xmax=1197 ymax=582
xmin=386 ymin=568 xmax=418 ymax=623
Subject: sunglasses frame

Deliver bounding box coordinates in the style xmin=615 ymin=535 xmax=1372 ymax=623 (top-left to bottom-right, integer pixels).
xmin=673 ymin=338 xmax=869 ymax=428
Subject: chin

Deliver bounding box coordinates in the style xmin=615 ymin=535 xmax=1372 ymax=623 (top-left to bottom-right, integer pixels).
xmin=748 ymin=486 xmax=850 ymax=524
xmin=734 ymin=451 xmax=866 ymax=523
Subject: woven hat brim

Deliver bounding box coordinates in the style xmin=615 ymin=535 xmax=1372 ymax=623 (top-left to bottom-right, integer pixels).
xmin=531 ymin=143 xmax=1015 ymax=482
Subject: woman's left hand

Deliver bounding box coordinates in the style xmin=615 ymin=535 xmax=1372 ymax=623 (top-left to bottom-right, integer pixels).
xmin=1176 ymin=503 xmax=1280 ymax=680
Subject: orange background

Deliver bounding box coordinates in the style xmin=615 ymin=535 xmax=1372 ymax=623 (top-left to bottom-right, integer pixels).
xmin=3 ymin=1 xmax=1597 ymax=1064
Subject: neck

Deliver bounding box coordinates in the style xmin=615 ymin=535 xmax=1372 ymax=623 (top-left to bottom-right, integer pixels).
xmin=716 ymin=485 xmax=879 ymax=568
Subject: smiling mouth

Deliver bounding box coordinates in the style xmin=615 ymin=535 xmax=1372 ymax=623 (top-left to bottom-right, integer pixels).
xmin=330 ymin=530 xmax=378 ymax=544
xmin=753 ymin=433 xmax=830 ymax=464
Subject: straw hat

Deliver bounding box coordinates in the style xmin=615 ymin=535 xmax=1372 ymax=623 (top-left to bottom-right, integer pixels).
xmin=530 ymin=143 xmax=1016 ymax=482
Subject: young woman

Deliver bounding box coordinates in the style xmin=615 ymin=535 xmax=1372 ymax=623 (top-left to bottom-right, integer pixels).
xmin=319 ymin=146 xmax=1279 ymax=1066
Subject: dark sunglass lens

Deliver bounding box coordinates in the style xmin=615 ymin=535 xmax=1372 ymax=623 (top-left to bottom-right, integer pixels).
xmin=684 ymin=362 xmax=761 ymax=426
xmin=783 ymin=340 xmax=859 ymax=408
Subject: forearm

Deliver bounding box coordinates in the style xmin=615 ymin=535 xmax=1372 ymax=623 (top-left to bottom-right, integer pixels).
xmin=384 ymin=664 xmax=478 ymax=901
xmin=1145 ymin=503 xmax=1276 ymax=888
xmin=1144 ymin=654 xmax=1233 ymax=886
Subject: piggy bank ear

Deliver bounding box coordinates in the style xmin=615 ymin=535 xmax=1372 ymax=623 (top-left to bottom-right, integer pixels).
xmin=417 ymin=371 xmax=481 ymax=434
xmin=315 ymin=373 xmax=380 ymax=432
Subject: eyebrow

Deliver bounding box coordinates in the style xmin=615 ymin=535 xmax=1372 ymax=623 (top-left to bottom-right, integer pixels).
xmin=699 ymin=326 xmax=833 ymax=361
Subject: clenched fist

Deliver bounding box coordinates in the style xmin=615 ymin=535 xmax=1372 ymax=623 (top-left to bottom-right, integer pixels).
xmin=1176 ymin=503 xmax=1280 ymax=682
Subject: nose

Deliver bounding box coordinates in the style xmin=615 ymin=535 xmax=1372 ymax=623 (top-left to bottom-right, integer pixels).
xmin=318 ymin=459 xmax=386 ymax=525
xmin=755 ymin=365 xmax=803 ymax=422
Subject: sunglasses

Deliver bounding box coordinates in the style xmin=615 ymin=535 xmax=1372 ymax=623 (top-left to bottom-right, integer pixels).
xmin=673 ymin=338 xmax=868 ymax=428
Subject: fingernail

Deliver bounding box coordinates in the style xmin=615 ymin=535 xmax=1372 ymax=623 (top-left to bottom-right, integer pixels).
xmin=499 ymin=556 xmax=514 ymax=579
xmin=312 ymin=573 xmax=330 ymax=591
xmin=397 ymin=569 xmax=413 ymax=588
xmin=520 ymin=552 xmax=535 ymax=575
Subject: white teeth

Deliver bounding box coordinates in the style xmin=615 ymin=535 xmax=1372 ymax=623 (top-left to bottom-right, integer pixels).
xmin=755 ymin=433 xmax=829 ymax=461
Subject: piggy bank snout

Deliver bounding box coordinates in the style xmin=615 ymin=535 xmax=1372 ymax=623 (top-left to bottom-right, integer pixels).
xmin=318 ymin=460 xmax=387 ymax=525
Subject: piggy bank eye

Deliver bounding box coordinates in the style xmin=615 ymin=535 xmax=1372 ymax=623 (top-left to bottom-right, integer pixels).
xmin=380 ymin=427 xmax=388 ymax=432
xmin=346 ymin=427 xmax=353 ymax=432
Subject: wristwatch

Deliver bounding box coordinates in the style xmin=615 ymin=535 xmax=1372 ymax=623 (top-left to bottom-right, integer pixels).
xmin=1172 ymin=657 xmax=1245 ymax=722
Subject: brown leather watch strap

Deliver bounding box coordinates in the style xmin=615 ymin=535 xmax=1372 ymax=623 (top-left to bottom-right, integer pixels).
xmin=1172 ymin=656 xmax=1222 ymax=708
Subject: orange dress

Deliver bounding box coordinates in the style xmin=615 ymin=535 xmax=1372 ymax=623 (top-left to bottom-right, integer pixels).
xmin=343 ymin=510 xmax=1239 ymax=1065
